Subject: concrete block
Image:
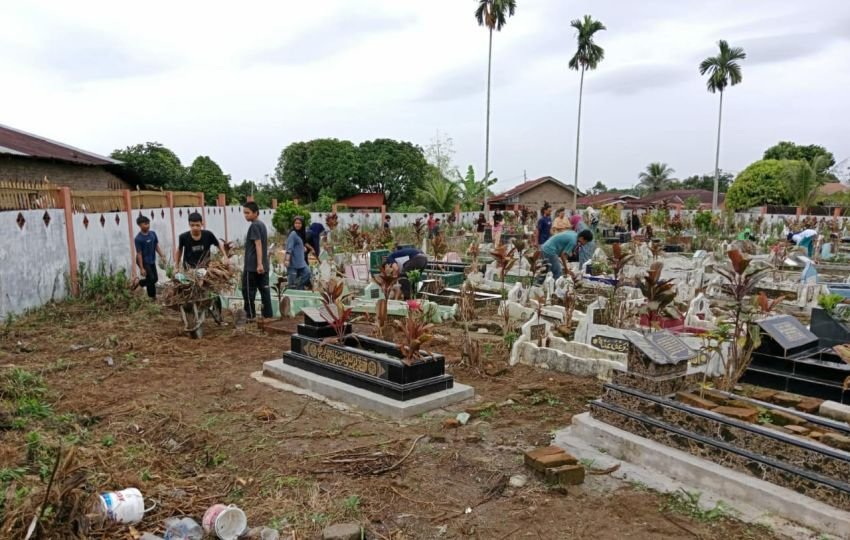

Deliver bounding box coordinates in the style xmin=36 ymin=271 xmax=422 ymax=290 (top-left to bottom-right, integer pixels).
xmin=261 ymin=360 xmax=474 ymax=419
xmin=821 ymin=433 xmax=850 ymax=452
xmin=750 ymin=389 xmax=777 ymax=402
xmin=782 ymin=425 xmax=810 ymax=437
xmin=819 ymin=400 xmax=850 ymax=423
xmin=676 ymin=392 xmax=717 ymax=410
xmin=322 ymin=522 xmax=361 ymax=540
xmin=794 ymin=399 xmax=823 ymax=414
xmin=772 ymin=393 xmax=802 ymax=408
xmin=712 ymin=406 xmax=758 ymax=423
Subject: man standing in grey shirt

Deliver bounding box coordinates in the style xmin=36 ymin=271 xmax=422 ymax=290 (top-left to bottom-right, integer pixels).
xmin=242 ymin=202 xmax=273 ymax=320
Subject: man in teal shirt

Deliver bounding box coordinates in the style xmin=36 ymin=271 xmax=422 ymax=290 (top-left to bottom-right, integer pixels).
xmin=541 ymin=230 xmax=593 ymax=279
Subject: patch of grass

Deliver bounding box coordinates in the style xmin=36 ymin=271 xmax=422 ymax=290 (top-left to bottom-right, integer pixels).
xmin=0 ymin=467 xmax=27 ymax=483
xmin=478 ymin=408 xmax=495 ymax=420
xmin=16 ymin=397 xmax=53 ymax=419
xmin=629 ymin=480 xmax=650 ymax=492
xmin=1 ymin=368 xmax=46 ymax=400
xmin=757 ymin=408 xmax=773 ymax=425
xmin=343 ymin=495 xmax=361 ymax=516
xmin=662 ymin=489 xmax=732 ymax=523
xmin=101 ymin=434 xmax=116 ymax=447
xmin=529 ymin=392 xmax=562 ymax=407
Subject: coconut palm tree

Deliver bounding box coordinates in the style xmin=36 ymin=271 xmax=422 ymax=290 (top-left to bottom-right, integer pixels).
xmin=568 ymin=15 xmax=606 ymax=210
xmin=475 ymin=0 xmax=517 ymax=217
xmin=784 ymin=156 xmax=831 ymax=214
xmin=418 ymin=175 xmax=462 ymax=213
xmin=638 ymin=162 xmax=675 ymax=193
xmin=699 ymin=40 xmax=746 ymax=211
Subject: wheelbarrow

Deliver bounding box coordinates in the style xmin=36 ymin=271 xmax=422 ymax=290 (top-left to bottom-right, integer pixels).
xmin=167 ymin=295 xmax=223 ymax=339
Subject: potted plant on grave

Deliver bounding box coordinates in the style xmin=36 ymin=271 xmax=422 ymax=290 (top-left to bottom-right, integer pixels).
xmin=637 ymin=262 xmax=678 ymax=331
xmin=394 ymin=303 xmax=435 ymax=366
xmin=372 ymin=265 xmax=401 ymax=338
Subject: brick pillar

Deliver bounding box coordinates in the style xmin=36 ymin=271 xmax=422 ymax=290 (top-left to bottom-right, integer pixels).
xmin=166 ymin=192 xmax=177 ymax=261
xmin=246 ymin=195 xmax=254 ymax=203
xmin=381 ymin=204 xmax=386 ymax=225
xmin=59 ymin=187 xmax=79 ymax=296
xmin=123 ymin=190 xmax=137 ymax=279
xmin=218 ymin=193 xmax=229 ymax=243
xmin=272 ymin=198 xmax=278 ymax=209
xmin=197 ymin=192 xmax=206 ymax=225
xmin=834 ymin=207 xmax=841 ymax=218
xmin=796 ymin=206 xmax=802 ymax=217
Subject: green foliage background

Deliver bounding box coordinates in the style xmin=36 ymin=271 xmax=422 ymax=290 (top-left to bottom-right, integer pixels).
xmin=725 ymin=160 xmax=793 ymax=210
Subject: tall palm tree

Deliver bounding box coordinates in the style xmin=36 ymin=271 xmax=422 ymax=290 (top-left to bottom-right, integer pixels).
xmin=475 ymin=0 xmax=517 ymax=217
xmin=418 ymin=175 xmax=462 ymax=213
xmin=638 ymin=162 xmax=675 ymax=193
xmin=568 ymin=15 xmax=606 ymax=210
xmin=699 ymin=40 xmax=746 ymax=211
xmin=784 ymin=156 xmax=830 ymax=214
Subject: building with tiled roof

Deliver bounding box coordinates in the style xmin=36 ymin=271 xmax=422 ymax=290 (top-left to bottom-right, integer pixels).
xmin=488 ymin=176 xmax=581 ymax=211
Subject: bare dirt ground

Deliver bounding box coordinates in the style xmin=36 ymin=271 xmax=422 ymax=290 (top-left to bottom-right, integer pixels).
xmin=0 ymin=298 xmax=780 ymax=539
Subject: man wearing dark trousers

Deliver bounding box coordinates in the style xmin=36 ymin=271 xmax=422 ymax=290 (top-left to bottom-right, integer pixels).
xmin=241 ymin=202 xmax=273 ymax=320
xmin=385 ymin=246 xmax=428 ymax=300
xmin=132 ymin=215 xmax=165 ymax=298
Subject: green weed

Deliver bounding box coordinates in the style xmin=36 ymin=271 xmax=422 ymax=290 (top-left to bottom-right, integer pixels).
xmin=662 ymin=489 xmax=732 ymax=523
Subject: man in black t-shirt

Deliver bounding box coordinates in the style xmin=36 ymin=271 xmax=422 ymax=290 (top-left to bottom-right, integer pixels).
xmin=176 ymin=212 xmax=229 ymax=269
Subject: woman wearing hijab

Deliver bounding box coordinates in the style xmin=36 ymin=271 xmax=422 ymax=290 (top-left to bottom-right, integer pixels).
xmin=284 ymin=216 xmax=311 ymax=290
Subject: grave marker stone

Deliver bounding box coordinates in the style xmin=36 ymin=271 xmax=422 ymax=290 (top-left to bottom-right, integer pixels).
xmin=757 ymin=315 xmax=818 ymax=357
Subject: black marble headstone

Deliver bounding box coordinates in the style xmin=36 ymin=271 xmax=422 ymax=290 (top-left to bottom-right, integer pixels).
xmin=757 ymin=315 xmax=818 ymax=357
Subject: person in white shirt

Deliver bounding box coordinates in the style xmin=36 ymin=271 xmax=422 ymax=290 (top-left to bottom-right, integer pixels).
xmin=787 ymin=229 xmax=817 ymax=257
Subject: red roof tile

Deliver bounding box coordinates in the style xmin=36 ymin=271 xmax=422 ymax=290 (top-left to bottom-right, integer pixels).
xmin=0 ymin=123 xmax=120 ymax=166
xmin=337 ymin=193 xmax=385 ymax=208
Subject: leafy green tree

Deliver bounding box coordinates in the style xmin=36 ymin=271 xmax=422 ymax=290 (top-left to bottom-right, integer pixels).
xmin=684 ymin=196 xmax=701 ymax=210
xmin=725 ymin=160 xmax=791 ymax=210
xmin=700 ymin=40 xmax=746 ymax=210
xmin=272 ymin=200 xmax=312 ymax=236
xmin=310 ymin=188 xmax=337 ymax=212
xmin=457 ymin=165 xmax=496 ymax=211
xmin=590 ymin=181 xmax=608 ymax=194
xmin=475 ymin=0 xmax=517 ymax=213
xmin=274 ymin=139 xmax=359 ymax=204
xmin=764 ymin=141 xmax=835 ymax=172
xmin=638 ymin=162 xmax=675 ymax=193
xmin=185 ymin=156 xmax=231 ymax=205
xmin=672 ymin=171 xmax=733 ymax=192
xmin=417 ymin=168 xmax=461 ymax=212
xmin=231 ymin=180 xmax=274 ymax=208
xmin=569 ymin=14 xmax=606 ymax=209
xmin=783 ymin=155 xmax=831 ymax=213
xmin=111 ymin=142 xmax=185 ymax=189
xmin=356 ymin=139 xmax=429 ymax=208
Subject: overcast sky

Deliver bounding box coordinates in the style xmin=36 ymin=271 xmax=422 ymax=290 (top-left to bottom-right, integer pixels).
xmin=2 ymin=0 xmax=849 ymax=194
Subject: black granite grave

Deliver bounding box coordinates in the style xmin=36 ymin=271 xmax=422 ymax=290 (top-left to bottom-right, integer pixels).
xmin=810 ymin=307 xmax=850 ymax=348
xmin=742 ymin=314 xmax=850 ymax=404
xmin=283 ymin=309 xmax=455 ymax=401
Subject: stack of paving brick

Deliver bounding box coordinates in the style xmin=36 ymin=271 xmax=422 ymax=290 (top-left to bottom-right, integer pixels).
xmin=523 ymin=446 xmax=585 ymax=486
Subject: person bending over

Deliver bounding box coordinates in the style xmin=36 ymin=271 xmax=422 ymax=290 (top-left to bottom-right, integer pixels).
xmin=541 ymin=230 xmax=593 ymax=280
xmin=385 ymin=246 xmax=428 ymax=299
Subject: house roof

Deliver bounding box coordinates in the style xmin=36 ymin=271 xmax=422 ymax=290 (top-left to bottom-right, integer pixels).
xmin=337 ymin=193 xmax=385 ymax=208
xmin=818 ymin=182 xmax=850 ymax=196
xmin=0 ymin=123 xmax=120 ymax=166
xmin=625 ymin=189 xmax=724 ymax=208
xmin=489 ymin=176 xmax=580 ymax=203
xmin=577 ymin=192 xmax=639 ymax=207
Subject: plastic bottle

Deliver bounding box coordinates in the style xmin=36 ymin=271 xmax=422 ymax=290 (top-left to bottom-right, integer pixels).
xmin=163 ymin=517 xmax=203 ymax=540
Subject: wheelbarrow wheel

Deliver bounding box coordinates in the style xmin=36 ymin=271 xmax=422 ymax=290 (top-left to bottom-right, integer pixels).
xmin=210 ymin=297 xmax=223 ymax=325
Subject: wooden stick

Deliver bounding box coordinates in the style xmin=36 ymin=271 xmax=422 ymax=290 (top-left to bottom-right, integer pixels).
xmin=373 ymin=435 xmax=425 ymax=475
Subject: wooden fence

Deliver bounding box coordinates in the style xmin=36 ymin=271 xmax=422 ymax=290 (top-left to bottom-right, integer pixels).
xmin=0 ymin=181 xmax=203 ymax=212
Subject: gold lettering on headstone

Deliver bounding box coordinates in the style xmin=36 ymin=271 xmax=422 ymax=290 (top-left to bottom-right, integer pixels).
xmin=591 ymin=335 xmax=629 ymax=353
xmin=302 ymin=342 xmax=386 ymax=378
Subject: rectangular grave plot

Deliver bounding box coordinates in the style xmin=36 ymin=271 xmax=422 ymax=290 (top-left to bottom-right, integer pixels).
xmin=626 ymin=333 xmax=690 ymax=378
xmin=757 ymin=315 xmax=819 ymax=357
xmin=612 ymin=370 xmax=694 ymax=396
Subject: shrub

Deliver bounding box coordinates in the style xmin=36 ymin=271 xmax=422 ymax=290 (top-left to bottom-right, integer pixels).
xmin=272 ymin=200 xmax=312 ymax=236
xmin=725 ymin=160 xmax=793 ymax=211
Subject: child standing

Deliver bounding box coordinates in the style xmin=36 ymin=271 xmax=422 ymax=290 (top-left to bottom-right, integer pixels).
xmin=242 ymin=202 xmax=273 ymax=320
xmin=133 ymin=216 xmax=165 ymax=298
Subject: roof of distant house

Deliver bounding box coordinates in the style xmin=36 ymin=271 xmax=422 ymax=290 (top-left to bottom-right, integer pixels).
xmin=818 ymin=182 xmax=850 ymax=196
xmin=577 ymin=192 xmax=639 ymax=207
xmin=489 ymin=176 xmax=580 ymax=203
xmin=626 ymin=189 xmax=724 ymax=208
xmin=337 ymin=193 xmax=385 ymax=208
xmin=0 ymin=123 xmax=120 ymax=166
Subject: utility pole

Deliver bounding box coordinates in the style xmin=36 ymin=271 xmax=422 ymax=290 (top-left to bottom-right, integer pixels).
xmin=523 ymin=170 xmax=527 ymax=182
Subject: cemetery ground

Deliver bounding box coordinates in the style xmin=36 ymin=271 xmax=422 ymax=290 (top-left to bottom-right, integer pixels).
xmin=0 ymin=300 xmax=778 ymax=539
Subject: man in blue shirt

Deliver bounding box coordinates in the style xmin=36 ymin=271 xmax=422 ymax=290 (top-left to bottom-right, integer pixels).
xmin=306 ymin=221 xmax=326 ymax=259
xmin=132 ymin=215 xmax=165 ymax=298
xmin=385 ymin=246 xmax=428 ymax=299
xmin=541 ymin=230 xmax=593 ymax=279
xmin=536 ymin=205 xmax=553 ymax=247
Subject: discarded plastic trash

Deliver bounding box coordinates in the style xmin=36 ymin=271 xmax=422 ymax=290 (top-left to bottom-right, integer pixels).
xmin=98 ymin=487 xmax=145 ymax=524
xmin=245 ymin=526 xmax=280 ymax=540
xmin=456 ymin=412 xmax=471 ymax=425
xmin=104 ymin=356 xmax=114 ymax=367
xmin=163 ymin=516 xmax=203 ymax=540
xmin=202 ymin=504 xmax=248 ymax=540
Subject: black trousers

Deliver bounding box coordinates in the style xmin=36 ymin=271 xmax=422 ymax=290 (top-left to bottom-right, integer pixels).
xmin=138 ymin=263 xmax=158 ymax=298
xmin=242 ymin=271 xmax=273 ymax=319
xmin=399 ymin=254 xmax=429 ymax=299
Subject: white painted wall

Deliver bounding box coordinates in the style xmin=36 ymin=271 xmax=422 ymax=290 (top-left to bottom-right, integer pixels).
xmin=310 ymin=211 xmax=481 ymax=229
xmin=0 ymin=209 xmax=69 ymax=319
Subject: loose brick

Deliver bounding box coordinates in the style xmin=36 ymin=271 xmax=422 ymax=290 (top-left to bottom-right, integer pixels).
xmin=676 ymin=392 xmax=717 ymax=410
xmin=699 ymin=388 xmax=729 ymax=405
xmin=809 ymin=431 xmax=824 ymax=441
xmin=724 ymin=398 xmax=757 ymax=410
xmin=524 ymin=447 xmax=577 ymax=472
xmin=772 ymin=393 xmax=802 ymax=407
xmin=442 ymin=418 xmax=460 ymax=429
xmin=751 ymin=389 xmax=777 ymax=402
xmin=795 ymin=399 xmax=824 ymax=414
xmin=712 ymin=406 xmax=758 ymax=423
xmin=821 ymin=433 xmax=850 ymax=452
xmin=545 ymin=464 xmax=585 ymax=486
xmin=768 ymin=410 xmax=805 ymax=426
xmin=782 ymin=425 xmax=811 ymax=436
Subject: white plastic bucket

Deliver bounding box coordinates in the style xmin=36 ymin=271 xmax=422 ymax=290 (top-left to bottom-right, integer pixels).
xmin=99 ymin=487 xmax=145 ymax=524
xmin=203 ymin=504 xmax=247 ymax=540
